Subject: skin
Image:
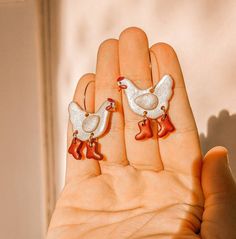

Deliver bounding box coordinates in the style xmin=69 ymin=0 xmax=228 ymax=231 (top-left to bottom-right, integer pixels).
xmin=47 ymin=27 xmax=236 ymax=239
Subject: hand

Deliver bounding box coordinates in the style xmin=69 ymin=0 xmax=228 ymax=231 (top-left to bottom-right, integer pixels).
xmin=47 ymin=27 xmax=236 ymax=239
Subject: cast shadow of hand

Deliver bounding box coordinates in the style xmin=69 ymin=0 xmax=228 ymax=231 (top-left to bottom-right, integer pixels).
xmin=200 ymin=110 xmax=236 ymax=178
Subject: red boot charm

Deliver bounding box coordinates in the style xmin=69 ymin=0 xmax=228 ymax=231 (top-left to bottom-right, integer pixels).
xmin=157 ymin=113 xmax=175 ymax=138
xmin=68 ymin=135 xmax=83 ymax=160
xmin=85 ymin=140 xmax=103 ymax=160
xmin=135 ymin=118 xmax=153 ymax=140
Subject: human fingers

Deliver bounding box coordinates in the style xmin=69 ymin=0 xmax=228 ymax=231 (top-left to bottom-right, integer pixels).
xmin=95 ymin=39 xmax=128 ymax=167
xmin=119 ymin=27 xmax=162 ymax=171
xmin=201 ymin=146 xmax=236 ymax=238
xmin=150 ymin=43 xmax=201 ymax=176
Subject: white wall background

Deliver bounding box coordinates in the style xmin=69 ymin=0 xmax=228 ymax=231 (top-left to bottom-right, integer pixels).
xmin=52 ymin=0 xmax=236 ymax=195
xmin=0 ymin=0 xmax=46 ymax=239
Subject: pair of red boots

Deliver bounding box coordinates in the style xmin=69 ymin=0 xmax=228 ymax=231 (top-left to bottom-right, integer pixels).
xmin=68 ymin=138 xmax=103 ymax=160
xmin=135 ymin=114 xmax=175 ymax=140
xmin=69 ymin=115 xmax=174 ymax=160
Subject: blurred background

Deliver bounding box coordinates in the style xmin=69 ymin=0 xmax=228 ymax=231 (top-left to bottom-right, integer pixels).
xmin=0 ymin=0 xmax=236 ymax=238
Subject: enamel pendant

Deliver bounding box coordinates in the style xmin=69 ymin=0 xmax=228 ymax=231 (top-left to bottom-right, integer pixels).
xmin=117 ymin=74 xmax=175 ymax=140
xmin=68 ymin=98 xmax=116 ymax=160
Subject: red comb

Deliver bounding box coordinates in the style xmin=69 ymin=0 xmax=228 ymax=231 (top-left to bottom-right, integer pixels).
xmin=117 ymin=76 xmax=125 ymax=82
xmin=107 ymin=98 xmax=115 ymax=102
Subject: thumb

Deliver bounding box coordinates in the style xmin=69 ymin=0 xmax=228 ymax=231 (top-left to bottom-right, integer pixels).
xmin=202 ymin=146 xmax=236 ymax=197
xmin=201 ymin=146 xmax=236 ymax=239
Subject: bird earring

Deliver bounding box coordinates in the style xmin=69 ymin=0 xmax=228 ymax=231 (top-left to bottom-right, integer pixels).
xmin=117 ymin=74 xmax=175 ymax=140
xmin=68 ymin=81 xmax=116 ymax=160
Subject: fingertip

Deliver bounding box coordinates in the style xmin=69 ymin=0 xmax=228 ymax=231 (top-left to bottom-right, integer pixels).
xmin=203 ymin=146 xmax=229 ymax=174
xmin=119 ymin=26 xmax=148 ymax=41
xmin=204 ymin=146 xmax=228 ymax=162
xmin=150 ymin=42 xmax=176 ymax=56
xmin=74 ymin=73 xmax=95 ymax=96
xmin=201 ymin=146 xmax=235 ymax=199
xmin=97 ymin=38 xmax=118 ymax=55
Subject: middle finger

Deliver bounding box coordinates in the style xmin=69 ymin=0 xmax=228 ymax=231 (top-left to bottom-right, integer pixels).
xmin=95 ymin=39 xmax=128 ymax=168
xmin=119 ymin=27 xmax=162 ymax=171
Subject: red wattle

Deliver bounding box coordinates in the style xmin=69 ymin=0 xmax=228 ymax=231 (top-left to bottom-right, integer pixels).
xmin=119 ymin=85 xmax=127 ymax=89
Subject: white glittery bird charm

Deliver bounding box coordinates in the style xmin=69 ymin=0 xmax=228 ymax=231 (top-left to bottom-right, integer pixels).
xmin=117 ymin=74 xmax=175 ymax=140
xmin=68 ymin=97 xmax=116 ymax=160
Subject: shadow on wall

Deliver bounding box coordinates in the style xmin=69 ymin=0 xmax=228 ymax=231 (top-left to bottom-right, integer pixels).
xmin=200 ymin=110 xmax=236 ymax=178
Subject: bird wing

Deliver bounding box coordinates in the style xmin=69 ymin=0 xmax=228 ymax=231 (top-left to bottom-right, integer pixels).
xmin=153 ymin=74 xmax=173 ymax=105
xmin=68 ymin=102 xmax=86 ymax=130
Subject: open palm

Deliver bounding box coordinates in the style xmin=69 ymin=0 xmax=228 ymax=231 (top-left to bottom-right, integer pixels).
xmin=47 ymin=28 xmax=236 ymax=239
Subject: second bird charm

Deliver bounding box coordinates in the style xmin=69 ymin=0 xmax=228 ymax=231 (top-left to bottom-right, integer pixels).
xmin=68 ymin=98 xmax=116 ymax=160
xmin=117 ymin=74 xmax=175 ymax=140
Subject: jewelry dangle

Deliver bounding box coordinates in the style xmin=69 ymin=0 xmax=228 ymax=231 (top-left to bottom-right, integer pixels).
xmin=157 ymin=106 xmax=175 ymax=138
xmin=117 ymin=74 xmax=175 ymax=140
xmin=135 ymin=111 xmax=153 ymax=140
xmin=68 ymin=130 xmax=83 ymax=160
xmin=85 ymin=134 xmax=103 ymax=160
xmin=68 ymin=80 xmax=116 ymax=160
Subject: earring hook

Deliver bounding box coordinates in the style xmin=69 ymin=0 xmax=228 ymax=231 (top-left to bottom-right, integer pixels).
xmin=83 ymin=80 xmax=95 ymax=111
